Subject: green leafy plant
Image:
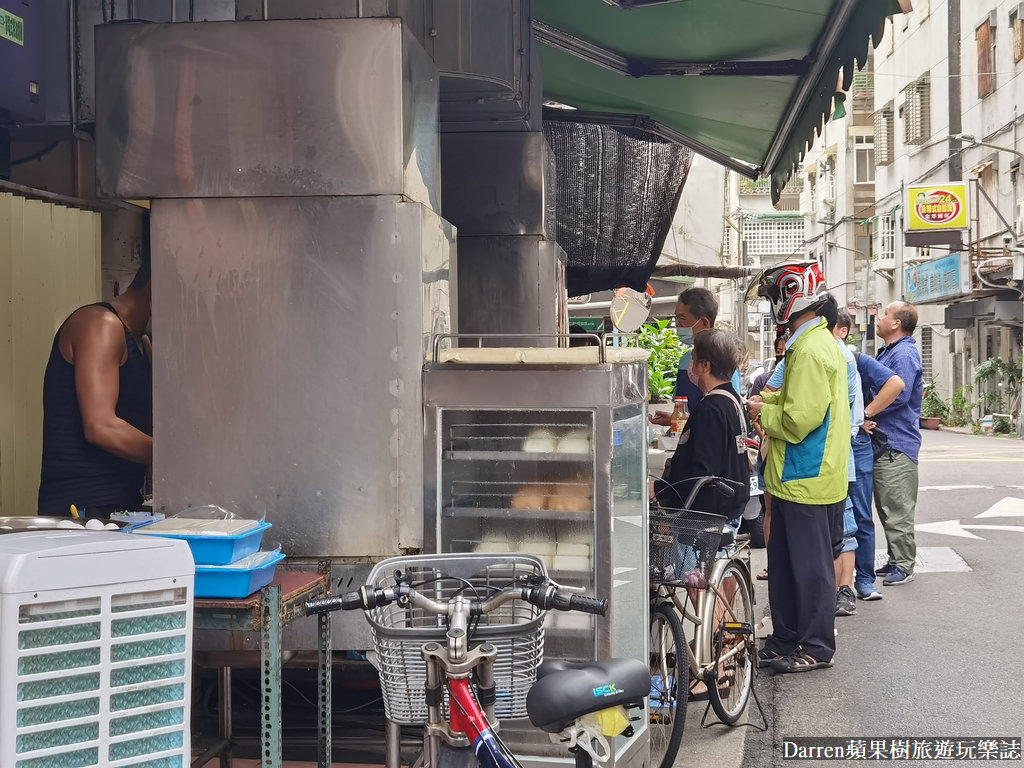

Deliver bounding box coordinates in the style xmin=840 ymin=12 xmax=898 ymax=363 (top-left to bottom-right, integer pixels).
xmin=948 ymin=384 xmax=973 ymax=427
xmin=920 ymin=382 xmax=949 ymax=420
xmin=994 ymin=415 xmax=1013 ymax=434
xmin=631 ymin=319 xmax=684 ymax=402
xmin=974 ymin=356 xmax=1022 ymax=421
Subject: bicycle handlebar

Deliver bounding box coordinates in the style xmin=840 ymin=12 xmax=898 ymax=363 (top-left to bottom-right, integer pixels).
xmin=652 ymin=474 xmax=747 ymax=510
xmin=303 ymin=578 xmax=607 ymax=618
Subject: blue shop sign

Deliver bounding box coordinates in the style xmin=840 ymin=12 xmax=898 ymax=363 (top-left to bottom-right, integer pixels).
xmin=904 ymin=253 xmax=971 ymax=303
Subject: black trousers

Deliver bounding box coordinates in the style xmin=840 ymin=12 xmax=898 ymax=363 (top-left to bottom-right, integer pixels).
xmin=764 ymin=497 xmax=842 ymax=662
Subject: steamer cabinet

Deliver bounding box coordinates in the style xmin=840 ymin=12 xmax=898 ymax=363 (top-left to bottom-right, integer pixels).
xmin=423 ymin=340 xmax=650 ymax=768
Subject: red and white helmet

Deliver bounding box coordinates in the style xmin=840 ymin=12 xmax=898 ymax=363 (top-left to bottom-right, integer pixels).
xmin=747 ymin=261 xmax=829 ymax=324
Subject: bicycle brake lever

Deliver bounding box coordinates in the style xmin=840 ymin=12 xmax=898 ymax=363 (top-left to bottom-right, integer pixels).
xmin=517 ymin=573 xmax=545 ymax=587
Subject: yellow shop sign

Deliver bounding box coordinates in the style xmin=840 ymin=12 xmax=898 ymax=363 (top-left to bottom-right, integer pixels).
xmin=906 ymin=183 xmax=968 ymax=230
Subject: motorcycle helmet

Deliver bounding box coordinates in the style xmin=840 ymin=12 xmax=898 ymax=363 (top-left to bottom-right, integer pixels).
xmin=745 ymin=261 xmax=829 ymax=324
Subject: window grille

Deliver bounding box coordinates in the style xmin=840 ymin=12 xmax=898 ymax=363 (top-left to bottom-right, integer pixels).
xmin=851 ymin=53 xmax=874 ymax=113
xmin=902 ymin=76 xmax=931 ymax=145
xmin=874 ymin=102 xmax=894 ymax=164
xmin=920 ymin=326 xmax=933 ymax=382
xmin=741 ymin=216 xmax=806 ymax=259
xmin=977 ymin=16 xmax=996 ymax=97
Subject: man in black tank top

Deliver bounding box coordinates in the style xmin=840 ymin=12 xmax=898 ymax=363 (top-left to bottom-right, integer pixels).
xmin=38 ymin=260 xmax=152 ymax=516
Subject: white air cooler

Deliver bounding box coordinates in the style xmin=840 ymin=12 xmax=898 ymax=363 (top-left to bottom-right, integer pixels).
xmin=0 ymin=530 xmax=195 ymax=768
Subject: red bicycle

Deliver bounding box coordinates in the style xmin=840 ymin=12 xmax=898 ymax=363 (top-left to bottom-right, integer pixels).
xmin=305 ymin=553 xmax=649 ymax=768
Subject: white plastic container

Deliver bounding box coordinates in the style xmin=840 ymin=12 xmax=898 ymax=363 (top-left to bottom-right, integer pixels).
xmin=0 ymin=531 xmax=194 ymax=768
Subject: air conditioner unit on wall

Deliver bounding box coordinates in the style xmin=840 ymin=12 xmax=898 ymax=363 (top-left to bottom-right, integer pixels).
xmin=817 ymin=198 xmax=835 ymax=224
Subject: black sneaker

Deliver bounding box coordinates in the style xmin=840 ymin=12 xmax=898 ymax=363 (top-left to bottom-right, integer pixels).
xmin=835 ymin=586 xmax=857 ymax=616
xmin=874 ymin=563 xmax=894 ymax=577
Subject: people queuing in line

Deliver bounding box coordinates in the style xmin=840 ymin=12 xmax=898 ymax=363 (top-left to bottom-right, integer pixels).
xmin=817 ymin=297 xmax=862 ymax=618
xmin=838 ymin=312 xmax=906 ymax=601
xmin=871 ymin=302 xmax=925 ymax=586
xmin=738 ymin=263 xmax=924 ymax=675
xmin=651 ymin=287 xmax=743 ymax=428
xmin=747 ymin=262 xmax=850 ymax=673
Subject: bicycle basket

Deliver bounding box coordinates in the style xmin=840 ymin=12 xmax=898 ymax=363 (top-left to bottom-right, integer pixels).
xmin=649 ymin=508 xmax=727 ymax=588
xmin=364 ymin=552 xmax=547 ymax=725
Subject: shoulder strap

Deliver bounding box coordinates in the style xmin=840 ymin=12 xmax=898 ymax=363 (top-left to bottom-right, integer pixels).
xmin=704 ymin=389 xmax=748 ymax=448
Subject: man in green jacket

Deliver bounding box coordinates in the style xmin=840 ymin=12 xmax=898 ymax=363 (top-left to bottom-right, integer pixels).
xmin=747 ymin=262 xmax=850 ymax=673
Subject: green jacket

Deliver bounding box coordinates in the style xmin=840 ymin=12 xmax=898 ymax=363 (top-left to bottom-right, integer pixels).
xmin=759 ymin=317 xmax=850 ymax=505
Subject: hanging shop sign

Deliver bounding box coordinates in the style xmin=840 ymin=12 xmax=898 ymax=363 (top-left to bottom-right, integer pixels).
xmin=904 ymin=252 xmax=971 ymax=303
xmin=0 ymin=7 xmax=25 ymax=45
xmin=905 ymin=183 xmax=969 ymax=231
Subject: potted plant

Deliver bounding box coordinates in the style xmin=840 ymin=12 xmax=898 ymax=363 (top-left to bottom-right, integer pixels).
xmin=920 ymin=382 xmax=948 ymax=430
xmin=631 ymin=319 xmax=684 ymax=415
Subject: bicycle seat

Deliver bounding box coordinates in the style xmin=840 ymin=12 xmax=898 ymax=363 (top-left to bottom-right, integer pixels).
xmin=526 ymin=658 xmax=650 ymax=733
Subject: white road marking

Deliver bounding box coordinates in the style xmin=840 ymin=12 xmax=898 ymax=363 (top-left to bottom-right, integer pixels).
xmin=974 ymin=496 xmax=1024 ymax=518
xmin=915 ymin=519 xmax=1024 ymax=539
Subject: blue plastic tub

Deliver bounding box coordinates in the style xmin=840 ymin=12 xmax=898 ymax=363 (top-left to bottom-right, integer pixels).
xmin=137 ymin=521 xmax=272 ymax=565
xmin=194 ymin=551 xmax=287 ymax=599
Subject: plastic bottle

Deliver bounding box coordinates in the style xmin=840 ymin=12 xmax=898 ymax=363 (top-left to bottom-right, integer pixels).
xmin=669 ymin=397 xmax=689 ymax=435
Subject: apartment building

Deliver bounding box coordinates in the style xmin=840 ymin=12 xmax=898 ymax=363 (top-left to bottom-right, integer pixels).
xmin=759 ymin=1 xmax=1023 ymax=429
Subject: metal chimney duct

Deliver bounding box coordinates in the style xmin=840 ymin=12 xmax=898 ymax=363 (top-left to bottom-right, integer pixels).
xmin=95 ymin=19 xmax=453 ymax=650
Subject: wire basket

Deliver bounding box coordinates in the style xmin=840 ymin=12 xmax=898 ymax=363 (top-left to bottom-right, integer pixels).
xmin=364 ymin=552 xmax=547 ymax=725
xmin=649 ymin=508 xmax=727 ymax=588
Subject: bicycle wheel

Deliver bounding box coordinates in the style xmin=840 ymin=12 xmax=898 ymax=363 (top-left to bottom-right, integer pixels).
xmin=702 ymin=560 xmax=754 ymax=726
xmin=648 ymin=602 xmax=687 ymax=768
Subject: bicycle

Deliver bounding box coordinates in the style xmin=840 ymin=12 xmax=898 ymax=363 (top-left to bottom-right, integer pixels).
xmin=305 ymin=553 xmax=651 ymax=768
xmin=646 ymin=476 xmax=761 ymax=768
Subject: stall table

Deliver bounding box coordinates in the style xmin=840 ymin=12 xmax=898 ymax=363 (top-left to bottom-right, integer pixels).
xmin=191 ymin=570 xmax=331 ymax=768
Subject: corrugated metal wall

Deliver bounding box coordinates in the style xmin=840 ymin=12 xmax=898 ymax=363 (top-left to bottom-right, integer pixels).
xmin=0 ymin=193 xmax=101 ymax=517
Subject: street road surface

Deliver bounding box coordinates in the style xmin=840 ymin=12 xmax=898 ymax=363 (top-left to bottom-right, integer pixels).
xmin=675 ymin=429 xmax=1024 ymax=768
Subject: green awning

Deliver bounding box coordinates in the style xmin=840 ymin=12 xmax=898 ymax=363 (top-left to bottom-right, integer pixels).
xmin=534 ymin=0 xmax=905 ymax=202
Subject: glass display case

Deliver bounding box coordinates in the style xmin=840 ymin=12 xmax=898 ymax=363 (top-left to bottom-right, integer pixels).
xmin=423 ymin=341 xmax=649 ymax=768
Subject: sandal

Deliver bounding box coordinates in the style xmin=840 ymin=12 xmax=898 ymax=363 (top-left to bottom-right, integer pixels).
xmin=770 ymin=648 xmax=833 ymax=674
xmin=756 ymin=647 xmax=784 ymax=669
xmin=688 ymin=679 xmax=710 ymax=702
xmin=756 ymin=568 xmax=768 ymax=581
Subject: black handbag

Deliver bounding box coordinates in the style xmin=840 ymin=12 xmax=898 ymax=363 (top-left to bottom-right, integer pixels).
xmin=870 ymin=426 xmax=891 ymax=461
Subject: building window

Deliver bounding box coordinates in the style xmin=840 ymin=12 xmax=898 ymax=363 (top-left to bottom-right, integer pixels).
xmin=875 ymin=213 xmax=896 ymax=266
xmin=902 ymin=76 xmax=931 ymax=145
xmin=977 ymin=14 xmax=997 ymax=97
xmin=1012 ymin=6 xmax=1024 ymax=63
xmin=854 ymin=136 xmax=875 ymax=184
xmin=874 ymin=102 xmax=894 ymax=164
xmin=741 ymin=216 xmax=806 ymax=259
xmin=920 ymin=326 xmax=933 ymax=382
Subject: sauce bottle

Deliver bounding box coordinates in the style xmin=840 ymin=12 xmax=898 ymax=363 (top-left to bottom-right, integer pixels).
xmin=669 ymin=397 xmax=689 ymax=435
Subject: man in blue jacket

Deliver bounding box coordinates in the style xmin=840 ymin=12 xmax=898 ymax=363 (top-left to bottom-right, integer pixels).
xmin=871 ymin=301 xmax=924 ymax=586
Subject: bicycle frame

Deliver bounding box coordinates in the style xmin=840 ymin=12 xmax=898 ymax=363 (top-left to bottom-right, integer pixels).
xmin=660 ymin=539 xmax=751 ymax=681
xmin=420 ymin=633 xmax=521 ymax=768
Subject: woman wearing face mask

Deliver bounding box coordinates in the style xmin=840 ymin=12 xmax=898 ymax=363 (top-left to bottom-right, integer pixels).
xmin=652 ymin=329 xmax=751 ymax=519
xmin=650 ymin=287 xmax=742 ymax=426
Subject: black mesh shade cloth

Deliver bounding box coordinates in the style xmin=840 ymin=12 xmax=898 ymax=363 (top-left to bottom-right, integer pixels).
xmin=544 ymin=121 xmax=693 ymax=297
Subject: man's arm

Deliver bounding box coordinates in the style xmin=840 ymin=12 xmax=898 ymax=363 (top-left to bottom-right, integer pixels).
xmin=67 ymin=309 xmax=153 ymax=465
xmin=758 ymin=348 xmax=832 ymax=443
xmin=876 ymin=345 xmax=918 ymax=412
xmin=865 ymin=374 xmax=905 ymax=420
